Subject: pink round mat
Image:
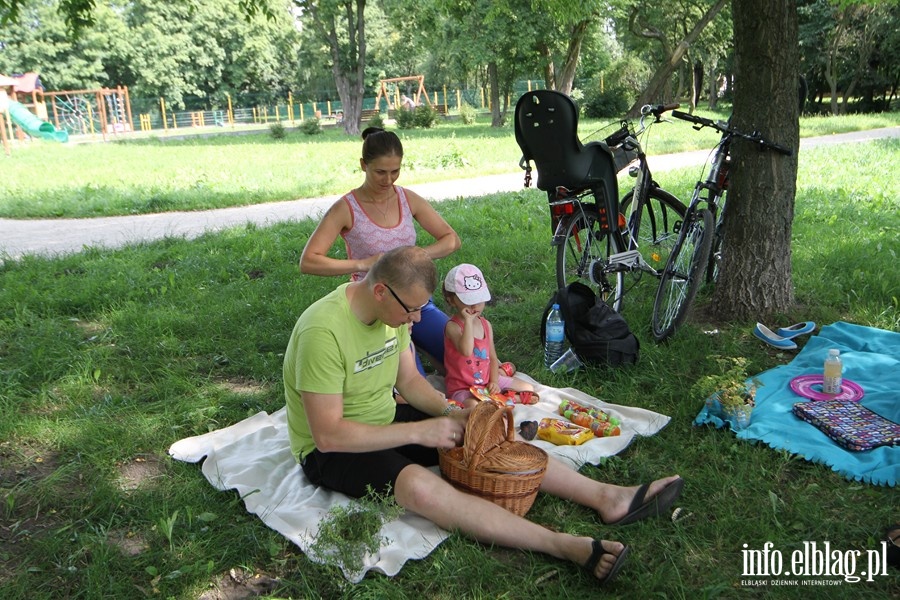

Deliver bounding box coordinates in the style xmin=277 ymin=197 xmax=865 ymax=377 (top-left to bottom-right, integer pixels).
xmin=789 ymin=374 xmax=864 ymax=402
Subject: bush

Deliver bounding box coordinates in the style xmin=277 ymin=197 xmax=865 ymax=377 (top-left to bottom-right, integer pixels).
xmin=394 ymin=108 xmax=417 ymax=129
xmin=580 ymin=86 xmax=631 ymax=119
xmin=269 ymin=122 xmax=287 ymax=140
xmin=458 ymin=102 xmax=477 ymax=125
xmin=299 ymin=117 xmax=323 ymax=135
xmin=367 ymin=113 xmax=385 ymax=129
xmin=413 ymin=104 xmax=438 ymax=128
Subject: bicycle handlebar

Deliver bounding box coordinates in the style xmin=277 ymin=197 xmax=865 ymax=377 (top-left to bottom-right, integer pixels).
xmin=642 ymin=103 xmax=681 ymax=118
xmin=671 ymin=110 xmax=792 ymax=156
xmin=602 ymin=103 xmax=681 ymax=149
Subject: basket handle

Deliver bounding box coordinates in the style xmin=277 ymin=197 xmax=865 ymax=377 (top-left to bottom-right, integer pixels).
xmin=503 ymin=405 xmax=514 ymax=442
xmin=464 ymin=405 xmax=515 ymax=472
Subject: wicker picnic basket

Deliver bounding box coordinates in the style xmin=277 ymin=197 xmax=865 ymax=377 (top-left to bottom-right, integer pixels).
xmin=438 ymin=401 xmax=548 ymax=517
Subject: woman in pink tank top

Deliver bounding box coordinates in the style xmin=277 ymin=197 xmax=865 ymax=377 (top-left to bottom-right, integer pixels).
xmin=300 ymin=127 xmax=461 ymax=372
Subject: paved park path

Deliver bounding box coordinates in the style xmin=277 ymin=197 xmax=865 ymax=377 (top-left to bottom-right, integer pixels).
xmin=1 ymin=126 xmax=897 ymax=261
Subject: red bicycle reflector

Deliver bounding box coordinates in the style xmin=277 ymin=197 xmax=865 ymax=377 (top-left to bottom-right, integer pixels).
xmin=551 ymin=202 xmax=575 ymax=218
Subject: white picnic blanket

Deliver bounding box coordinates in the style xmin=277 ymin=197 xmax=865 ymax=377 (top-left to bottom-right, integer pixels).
xmin=168 ymin=373 xmax=670 ymax=582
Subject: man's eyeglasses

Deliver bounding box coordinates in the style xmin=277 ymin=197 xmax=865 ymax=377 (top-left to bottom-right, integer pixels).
xmin=384 ymin=284 xmax=428 ymax=314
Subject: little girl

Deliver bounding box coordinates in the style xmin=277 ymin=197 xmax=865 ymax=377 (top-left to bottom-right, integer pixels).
xmin=442 ymin=263 xmax=536 ymax=408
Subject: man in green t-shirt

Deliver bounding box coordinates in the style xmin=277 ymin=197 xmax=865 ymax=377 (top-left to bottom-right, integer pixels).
xmin=284 ymin=246 xmax=685 ymax=585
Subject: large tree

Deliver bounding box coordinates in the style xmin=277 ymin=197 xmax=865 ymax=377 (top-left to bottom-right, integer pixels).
xmin=531 ymin=0 xmax=604 ymax=96
xmin=1 ymin=0 xmax=300 ymax=110
xmin=623 ymin=0 xmax=728 ymax=116
xmin=714 ymin=0 xmax=800 ymax=320
xmin=0 ymin=2 xmax=129 ymax=90
xmin=437 ymin=0 xmax=536 ymax=126
xmin=799 ymin=0 xmax=895 ymax=115
xmin=295 ymin=0 xmax=367 ymax=135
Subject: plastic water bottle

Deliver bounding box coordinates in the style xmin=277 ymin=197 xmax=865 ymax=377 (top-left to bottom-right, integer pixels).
xmin=822 ymin=349 xmax=843 ymax=395
xmin=544 ymin=304 xmax=565 ymax=369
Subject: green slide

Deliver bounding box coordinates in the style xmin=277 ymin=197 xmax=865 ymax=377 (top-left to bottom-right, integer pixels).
xmin=6 ymin=100 xmax=69 ymax=142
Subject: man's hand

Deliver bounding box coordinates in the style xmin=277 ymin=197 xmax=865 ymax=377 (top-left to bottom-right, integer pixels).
xmin=418 ymin=415 xmax=466 ymax=449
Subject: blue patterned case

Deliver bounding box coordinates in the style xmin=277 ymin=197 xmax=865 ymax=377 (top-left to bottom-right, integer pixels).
xmin=792 ymin=401 xmax=900 ymax=452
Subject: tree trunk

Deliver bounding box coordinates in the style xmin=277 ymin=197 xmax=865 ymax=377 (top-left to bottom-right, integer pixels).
xmin=707 ymin=56 xmax=720 ymax=109
xmin=538 ymin=43 xmax=556 ymax=90
xmin=314 ymin=0 xmax=366 ymax=136
xmin=488 ymin=61 xmax=503 ymax=127
xmin=627 ymin=0 xmax=728 ymax=117
xmin=713 ymin=0 xmax=800 ymax=322
xmin=691 ymin=59 xmax=704 ymax=112
xmin=555 ymin=20 xmax=589 ymax=96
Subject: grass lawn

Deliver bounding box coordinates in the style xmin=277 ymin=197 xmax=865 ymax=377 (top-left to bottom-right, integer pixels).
xmin=1 ymin=110 xmax=898 ymax=219
xmin=0 ymin=123 xmax=898 ymax=598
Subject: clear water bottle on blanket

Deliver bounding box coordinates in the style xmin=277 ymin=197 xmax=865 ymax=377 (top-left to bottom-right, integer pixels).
xmin=544 ymin=303 xmax=565 ymax=369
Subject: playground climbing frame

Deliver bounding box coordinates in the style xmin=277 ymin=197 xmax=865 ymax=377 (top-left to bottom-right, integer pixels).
xmin=42 ymin=87 xmax=134 ymax=139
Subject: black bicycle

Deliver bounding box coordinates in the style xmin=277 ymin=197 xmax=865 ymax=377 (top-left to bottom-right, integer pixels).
xmin=514 ymin=91 xmax=685 ymax=312
xmin=650 ymin=110 xmax=792 ymax=341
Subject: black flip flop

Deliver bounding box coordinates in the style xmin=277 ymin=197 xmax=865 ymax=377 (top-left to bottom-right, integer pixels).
xmin=583 ymin=539 xmax=630 ymax=585
xmin=886 ymin=525 xmax=900 ymax=568
xmin=605 ymin=477 xmax=685 ymax=526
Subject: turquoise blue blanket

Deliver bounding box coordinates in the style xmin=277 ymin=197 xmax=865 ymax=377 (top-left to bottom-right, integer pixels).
xmin=694 ymin=322 xmax=899 ymax=487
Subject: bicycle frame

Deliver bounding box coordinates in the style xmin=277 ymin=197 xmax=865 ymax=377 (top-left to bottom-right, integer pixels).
xmin=651 ymin=110 xmax=793 ymax=341
xmin=551 ymin=105 xmax=685 ymax=311
xmin=514 ymin=91 xmax=684 ymax=313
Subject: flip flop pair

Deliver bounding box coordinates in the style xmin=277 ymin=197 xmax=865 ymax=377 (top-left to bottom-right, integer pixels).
xmin=753 ymin=321 xmax=816 ymax=350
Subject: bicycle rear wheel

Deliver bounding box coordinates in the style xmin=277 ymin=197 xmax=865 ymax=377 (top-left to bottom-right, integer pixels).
xmin=651 ymin=208 xmax=713 ymax=341
xmin=556 ymin=206 xmax=624 ymax=311
xmin=620 ymin=186 xmax=686 ymax=276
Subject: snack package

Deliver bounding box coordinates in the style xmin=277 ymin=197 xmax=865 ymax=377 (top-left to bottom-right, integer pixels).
xmin=559 ymin=400 xmax=622 ymax=437
xmin=469 ymin=386 xmax=538 ymax=407
xmin=537 ymin=418 xmax=595 ymax=446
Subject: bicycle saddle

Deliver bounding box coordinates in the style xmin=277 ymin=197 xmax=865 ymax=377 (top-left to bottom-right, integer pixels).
xmin=514 ymin=90 xmax=618 ymax=203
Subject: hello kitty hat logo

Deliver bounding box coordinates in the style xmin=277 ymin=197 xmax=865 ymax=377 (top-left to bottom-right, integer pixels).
xmin=445 ymin=263 xmax=491 ymax=305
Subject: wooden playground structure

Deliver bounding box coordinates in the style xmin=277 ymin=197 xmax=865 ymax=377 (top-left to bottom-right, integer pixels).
xmin=0 ymin=72 xmax=134 ymax=153
xmin=373 ymin=75 xmax=435 ymax=111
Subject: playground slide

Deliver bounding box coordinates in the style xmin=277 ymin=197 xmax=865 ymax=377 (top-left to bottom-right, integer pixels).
xmin=6 ymin=100 xmax=68 ymax=142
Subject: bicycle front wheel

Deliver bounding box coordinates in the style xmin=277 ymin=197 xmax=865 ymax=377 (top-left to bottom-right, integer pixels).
xmin=706 ymin=193 xmax=727 ymax=283
xmin=620 ymin=186 xmax=686 ymax=276
xmin=556 ymin=206 xmax=624 ymax=311
xmin=651 ymin=208 xmax=714 ymax=341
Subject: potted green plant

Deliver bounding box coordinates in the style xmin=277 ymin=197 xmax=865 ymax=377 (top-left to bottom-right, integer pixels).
xmin=692 ymin=356 xmax=762 ymax=430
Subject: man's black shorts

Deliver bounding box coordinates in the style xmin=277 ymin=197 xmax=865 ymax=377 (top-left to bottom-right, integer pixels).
xmin=300 ymin=404 xmax=440 ymax=498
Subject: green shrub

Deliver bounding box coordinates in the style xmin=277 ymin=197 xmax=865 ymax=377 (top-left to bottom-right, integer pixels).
xmin=395 ymin=108 xmax=417 ymax=129
xmin=413 ymin=104 xmax=438 ymax=128
xmin=367 ymin=113 xmax=385 ymax=129
xmin=580 ymin=85 xmax=631 ymax=119
xmin=299 ymin=117 xmax=323 ymax=135
xmin=269 ymin=122 xmax=287 ymax=140
xmin=458 ymin=102 xmax=477 ymax=124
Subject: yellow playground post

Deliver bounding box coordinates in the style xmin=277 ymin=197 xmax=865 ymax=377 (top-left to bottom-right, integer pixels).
xmin=0 ymin=89 xmax=11 ymax=155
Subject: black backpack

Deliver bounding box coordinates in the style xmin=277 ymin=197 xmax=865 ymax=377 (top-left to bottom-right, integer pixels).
xmin=541 ymin=281 xmax=640 ymax=367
